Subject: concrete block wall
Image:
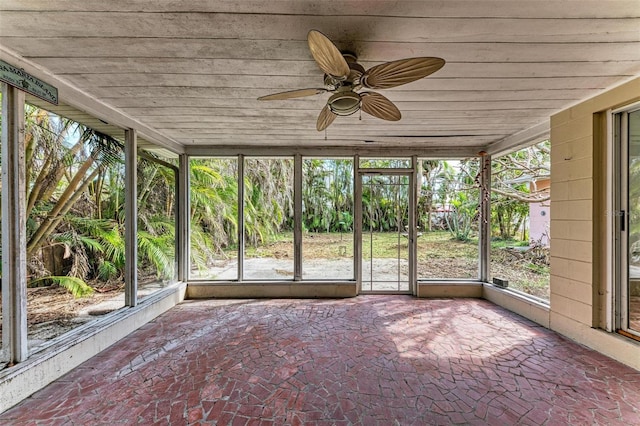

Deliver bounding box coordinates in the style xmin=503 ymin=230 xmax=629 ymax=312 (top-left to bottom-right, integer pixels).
xmin=550 ymin=77 xmax=640 ymax=370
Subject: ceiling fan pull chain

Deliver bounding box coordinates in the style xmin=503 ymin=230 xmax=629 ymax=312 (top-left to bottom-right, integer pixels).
xmin=324 ymin=128 xmax=327 ymax=140
xmin=359 ymin=109 xmax=362 ymax=121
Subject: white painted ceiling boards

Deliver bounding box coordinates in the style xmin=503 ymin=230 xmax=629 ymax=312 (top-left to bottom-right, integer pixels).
xmin=0 ymin=1 xmax=639 ymax=154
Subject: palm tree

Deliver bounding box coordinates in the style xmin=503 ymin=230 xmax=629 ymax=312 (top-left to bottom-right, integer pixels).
xmin=0 ymin=103 xmax=180 ymax=296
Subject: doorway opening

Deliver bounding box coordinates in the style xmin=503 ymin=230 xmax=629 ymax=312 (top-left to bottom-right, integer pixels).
xmin=360 ymin=172 xmax=412 ymax=293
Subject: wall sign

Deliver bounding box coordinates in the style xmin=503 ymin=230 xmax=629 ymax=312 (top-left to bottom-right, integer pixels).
xmin=0 ymin=59 xmax=58 ymax=105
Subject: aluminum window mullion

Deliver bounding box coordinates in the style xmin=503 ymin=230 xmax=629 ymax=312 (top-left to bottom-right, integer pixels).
xmin=354 ymin=155 xmax=362 ymax=293
xmin=294 ymin=154 xmax=302 ymax=281
xmin=124 ymin=129 xmax=138 ymax=307
xmin=177 ymin=154 xmax=188 ymax=282
xmin=410 ymin=156 xmax=418 ymax=295
xmin=238 ymin=155 xmax=245 ymax=282
xmin=479 ymin=154 xmax=492 ymax=282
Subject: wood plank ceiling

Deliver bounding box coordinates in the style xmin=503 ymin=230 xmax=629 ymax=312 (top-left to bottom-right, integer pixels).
xmin=0 ymin=0 xmax=639 ymax=153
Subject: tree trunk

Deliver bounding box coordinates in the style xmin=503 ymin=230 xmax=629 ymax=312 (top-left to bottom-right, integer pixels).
xmin=27 ymin=153 xmax=98 ymax=256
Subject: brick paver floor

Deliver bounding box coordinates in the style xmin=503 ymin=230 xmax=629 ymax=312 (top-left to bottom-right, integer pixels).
xmin=1 ymin=296 xmax=639 ymax=425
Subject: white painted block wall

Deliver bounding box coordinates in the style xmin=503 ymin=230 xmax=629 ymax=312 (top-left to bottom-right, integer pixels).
xmin=550 ymin=77 xmax=640 ymax=370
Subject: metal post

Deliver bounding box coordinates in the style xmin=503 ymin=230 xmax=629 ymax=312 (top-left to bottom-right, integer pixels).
xmin=479 ymin=153 xmax=492 ymax=282
xmin=1 ymin=83 xmax=27 ymax=363
xmin=354 ymin=155 xmax=362 ymax=291
xmin=124 ymin=129 xmax=138 ymax=306
xmin=177 ymin=154 xmax=190 ymax=282
xmin=294 ymin=154 xmax=302 ymax=281
xmin=237 ymin=154 xmax=244 ymax=282
xmin=410 ymin=156 xmax=418 ymax=295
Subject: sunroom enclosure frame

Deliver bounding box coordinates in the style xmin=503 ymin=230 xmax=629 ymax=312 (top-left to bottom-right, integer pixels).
xmin=3 ymin=77 xmax=640 ymax=414
xmin=185 ymin=150 xmax=492 ymax=298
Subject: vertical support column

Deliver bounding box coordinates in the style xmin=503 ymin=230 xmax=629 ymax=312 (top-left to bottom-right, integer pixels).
xmin=177 ymin=154 xmax=190 ymax=282
xmin=353 ymin=155 xmax=362 ymax=291
xmin=1 ymin=83 xmax=27 ymax=363
xmin=124 ymin=129 xmax=138 ymax=307
xmin=294 ymin=154 xmax=303 ymax=281
xmin=237 ymin=154 xmax=245 ymax=282
xmin=479 ymin=153 xmax=492 ymax=282
xmin=410 ymin=156 xmax=418 ymax=295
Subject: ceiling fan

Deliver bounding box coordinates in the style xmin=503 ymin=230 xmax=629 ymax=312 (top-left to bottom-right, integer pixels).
xmin=257 ymin=30 xmax=445 ymax=131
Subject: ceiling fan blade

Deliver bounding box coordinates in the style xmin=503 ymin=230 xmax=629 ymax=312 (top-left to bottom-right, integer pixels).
xmin=307 ymin=30 xmax=350 ymax=80
xmin=317 ymin=104 xmax=337 ymax=131
xmin=360 ymin=92 xmax=401 ymax=121
xmin=257 ymin=88 xmax=327 ymax=101
xmin=360 ymin=57 xmax=445 ymax=89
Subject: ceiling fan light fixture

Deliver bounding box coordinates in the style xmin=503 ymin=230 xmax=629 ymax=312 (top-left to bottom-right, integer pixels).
xmin=328 ymin=91 xmax=361 ymax=116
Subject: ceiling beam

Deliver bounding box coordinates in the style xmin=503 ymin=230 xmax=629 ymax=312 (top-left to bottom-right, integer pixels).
xmin=486 ymin=121 xmax=550 ymax=156
xmin=186 ymin=144 xmax=484 ymax=158
xmin=0 ymin=46 xmax=184 ymax=154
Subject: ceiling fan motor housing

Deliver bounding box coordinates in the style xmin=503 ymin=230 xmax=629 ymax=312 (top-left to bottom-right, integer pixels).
xmin=324 ymin=59 xmax=365 ymax=88
xmin=328 ymin=91 xmax=361 ymax=116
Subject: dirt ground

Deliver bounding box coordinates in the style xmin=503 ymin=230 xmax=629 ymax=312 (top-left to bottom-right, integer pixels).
xmin=0 ymin=277 xmax=169 ymax=356
xmin=0 ymin=284 xmax=123 ymax=347
xmin=252 ymin=233 xmax=549 ymax=298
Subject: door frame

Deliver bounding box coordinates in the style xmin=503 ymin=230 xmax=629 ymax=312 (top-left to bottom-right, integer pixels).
xmin=354 ymin=156 xmax=417 ymax=295
xmin=613 ymin=103 xmax=640 ymax=338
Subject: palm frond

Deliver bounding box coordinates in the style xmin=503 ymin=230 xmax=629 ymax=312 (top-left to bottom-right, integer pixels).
xmin=138 ymin=230 xmax=175 ymax=279
xmin=102 ymin=227 xmax=125 ymax=268
xmin=30 ymin=275 xmax=94 ymax=298
xmin=80 ymin=128 xmax=124 ymax=167
xmin=98 ymin=260 xmax=119 ymax=281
